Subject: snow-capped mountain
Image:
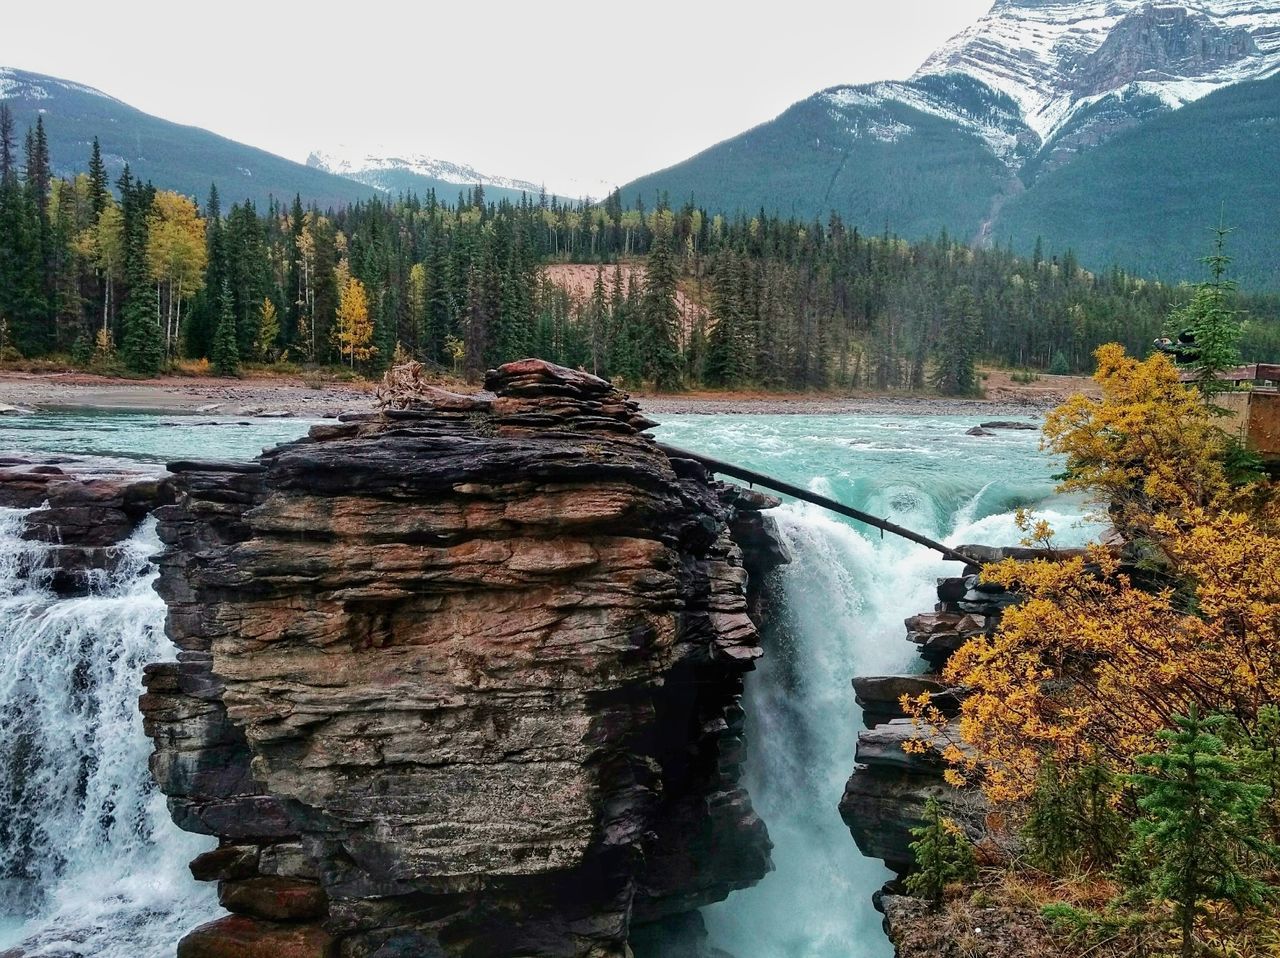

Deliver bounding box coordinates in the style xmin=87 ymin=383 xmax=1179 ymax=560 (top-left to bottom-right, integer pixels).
xmin=914 ymin=0 xmax=1280 ymax=144
xmin=308 ymin=147 xmax=543 ymax=195
xmin=805 ymin=0 xmax=1280 ymax=175
xmin=307 ymin=147 xmax=616 ymax=203
xmin=622 ymin=0 xmax=1280 ymax=285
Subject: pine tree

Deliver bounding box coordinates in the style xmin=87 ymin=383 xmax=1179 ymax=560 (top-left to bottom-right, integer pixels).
xmin=88 ymin=137 xmax=109 ymax=215
xmin=1127 ymin=708 xmax=1279 ymax=958
xmin=0 ymin=104 xmax=13 ymax=184
xmin=931 ymin=286 xmax=979 ymax=396
xmin=211 ymin=282 xmax=239 ymax=376
xmin=120 ymin=284 xmax=164 ymax=375
xmin=904 ymin=797 xmax=977 ymax=906
xmin=641 ymin=216 xmax=683 ymax=390
xmin=1168 ymin=227 xmax=1241 ymax=393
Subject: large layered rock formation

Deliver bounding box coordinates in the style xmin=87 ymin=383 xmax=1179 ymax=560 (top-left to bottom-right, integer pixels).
xmin=141 ymin=360 xmax=787 ymax=958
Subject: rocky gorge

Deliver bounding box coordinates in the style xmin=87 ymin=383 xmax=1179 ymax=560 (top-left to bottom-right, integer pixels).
xmin=127 ymin=360 xmax=793 ymax=958
xmin=0 ymin=362 xmax=1085 ymax=958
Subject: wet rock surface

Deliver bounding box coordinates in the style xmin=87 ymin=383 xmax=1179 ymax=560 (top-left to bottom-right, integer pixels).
xmin=0 ymin=458 xmax=170 ymax=595
xmin=840 ymin=558 xmax=1015 ymax=874
xmin=142 ymin=360 xmax=788 ymax=957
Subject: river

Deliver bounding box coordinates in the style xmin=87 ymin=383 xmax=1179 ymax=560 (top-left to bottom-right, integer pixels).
xmin=0 ymin=410 xmax=1099 ymax=957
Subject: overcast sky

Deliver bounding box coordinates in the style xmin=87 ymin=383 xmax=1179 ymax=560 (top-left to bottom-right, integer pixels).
xmin=1 ymin=0 xmax=992 ymax=194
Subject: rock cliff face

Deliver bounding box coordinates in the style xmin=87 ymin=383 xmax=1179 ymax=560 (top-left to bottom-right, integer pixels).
xmin=841 ymin=544 xmax=1095 ymax=873
xmin=838 ymin=547 xmax=1053 ymax=874
xmin=141 ymin=361 xmax=786 ymax=958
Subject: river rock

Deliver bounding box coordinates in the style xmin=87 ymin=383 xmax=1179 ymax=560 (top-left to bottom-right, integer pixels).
xmin=0 ymin=462 xmax=171 ymax=595
xmin=965 ymin=426 xmax=994 ymax=436
xmin=979 ymin=421 xmax=1038 ymax=430
xmin=144 ymin=358 xmax=789 ymax=957
xmin=853 ymin=675 xmax=954 ymax=727
xmin=841 ymin=721 xmax=984 ymax=873
xmin=175 ymin=915 xmax=336 ymax=958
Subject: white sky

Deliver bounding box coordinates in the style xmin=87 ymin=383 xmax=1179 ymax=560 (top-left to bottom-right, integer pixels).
xmin=0 ymin=0 xmax=992 ymax=195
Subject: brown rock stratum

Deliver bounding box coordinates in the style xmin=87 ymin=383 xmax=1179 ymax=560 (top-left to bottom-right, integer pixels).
xmin=141 ymin=359 xmax=788 ymax=957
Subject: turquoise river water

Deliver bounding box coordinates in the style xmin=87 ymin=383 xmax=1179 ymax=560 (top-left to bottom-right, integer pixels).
xmin=0 ymin=410 xmax=1102 ymax=957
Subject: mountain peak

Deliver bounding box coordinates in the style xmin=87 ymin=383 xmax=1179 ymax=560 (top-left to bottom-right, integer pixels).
xmin=913 ymin=0 xmax=1280 ymax=140
xmin=307 ymin=146 xmax=543 ymax=196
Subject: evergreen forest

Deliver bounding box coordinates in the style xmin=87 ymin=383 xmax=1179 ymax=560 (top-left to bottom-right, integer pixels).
xmin=2 ymin=107 xmax=1278 ymax=393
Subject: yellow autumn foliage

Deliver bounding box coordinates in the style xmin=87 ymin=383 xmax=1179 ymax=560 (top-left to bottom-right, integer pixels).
xmin=909 ymin=345 xmax=1280 ymax=803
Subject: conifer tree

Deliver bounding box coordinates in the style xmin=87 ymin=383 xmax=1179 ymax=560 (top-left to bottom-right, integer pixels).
xmin=1127 ymin=708 xmax=1278 ymax=958
xmin=120 ymin=283 xmax=164 ymax=374
xmin=641 ymin=216 xmax=683 ymax=390
xmin=0 ymin=104 xmax=14 ymax=183
xmin=904 ymin=797 xmax=977 ymax=906
xmin=212 ymin=282 xmax=239 ymax=376
xmin=931 ymin=286 xmax=979 ymax=395
xmin=1169 ymin=227 xmax=1241 ymax=393
xmin=88 ymin=137 xmax=109 ymax=215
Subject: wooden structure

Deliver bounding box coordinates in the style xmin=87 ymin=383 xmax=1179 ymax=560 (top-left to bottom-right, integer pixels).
xmin=1180 ymin=364 xmax=1280 ymax=463
xmin=657 ymin=442 xmax=978 ymax=565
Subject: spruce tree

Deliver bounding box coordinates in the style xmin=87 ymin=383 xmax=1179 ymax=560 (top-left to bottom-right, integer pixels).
xmin=120 ymin=287 xmax=163 ymax=375
xmin=1127 ymin=708 xmax=1279 ymax=957
xmin=0 ymin=104 xmax=13 ymax=183
xmin=1168 ymin=227 xmax=1241 ymax=393
xmin=88 ymin=138 xmax=109 ymax=215
xmin=641 ymin=217 xmax=683 ymax=390
xmin=931 ymin=287 xmax=979 ymax=396
xmin=904 ymin=797 xmax=977 ymax=906
xmin=212 ymin=282 xmax=240 ymax=377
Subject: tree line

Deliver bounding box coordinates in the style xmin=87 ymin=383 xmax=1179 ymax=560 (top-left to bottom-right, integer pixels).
xmin=1 ymin=106 xmax=1277 ymax=390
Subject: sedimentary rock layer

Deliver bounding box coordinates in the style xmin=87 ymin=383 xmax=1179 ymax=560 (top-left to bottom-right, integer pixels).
xmin=142 ymin=360 xmax=786 ymax=957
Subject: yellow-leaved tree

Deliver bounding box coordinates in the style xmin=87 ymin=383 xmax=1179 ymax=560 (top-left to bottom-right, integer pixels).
xmin=335 ymin=275 xmax=376 ymax=368
xmin=146 ymin=191 xmax=207 ymax=358
xmin=908 ymin=344 xmax=1279 ymax=802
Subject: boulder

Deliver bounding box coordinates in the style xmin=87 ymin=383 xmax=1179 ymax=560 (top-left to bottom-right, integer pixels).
xmin=145 ymin=359 xmax=791 ymax=957
xmin=218 ymin=877 xmax=328 ymax=921
xmin=176 ymin=916 xmax=335 ymax=958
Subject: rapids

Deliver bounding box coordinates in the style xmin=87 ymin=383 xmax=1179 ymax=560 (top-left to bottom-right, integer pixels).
xmin=0 ymin=411 xmax=1101 ymax=957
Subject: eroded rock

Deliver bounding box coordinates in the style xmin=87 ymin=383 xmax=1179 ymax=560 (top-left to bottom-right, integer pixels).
xmin=144 ymin=359 xmax=788 ymax=956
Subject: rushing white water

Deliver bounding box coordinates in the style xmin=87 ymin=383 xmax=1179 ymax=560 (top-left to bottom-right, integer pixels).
xmin=0 ymin=411 xmax=1101 ymax=957
xmin=0 ymin=508 xmax=218 ymax=957
xmin=653 ymin=414 xmax=1102 ymax=958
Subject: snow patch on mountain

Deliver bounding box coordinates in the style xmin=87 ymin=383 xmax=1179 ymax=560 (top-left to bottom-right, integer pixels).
xmin=822 ymin=78 xmax=1027 ymax=163
xmin=914 ymin=0 xmax=1280 ymax=142
xmin=0 ymin=67 xmax=116 ymax=104
xmin=308 ymin=146 xmax=543 ymax=195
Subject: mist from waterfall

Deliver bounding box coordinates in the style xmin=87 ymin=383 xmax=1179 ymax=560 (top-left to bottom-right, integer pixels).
xmin=0 ymin=508 xmax=218 ymax=957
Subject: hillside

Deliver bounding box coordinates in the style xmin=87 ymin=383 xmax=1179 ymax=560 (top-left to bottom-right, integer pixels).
xmin=624 ymin=76 xmax=1018 ymax=240
xmin=620 ymin=0 xmax=1280 ymax=285
xmin=0 ymin=66 xmax=374 ymax=208
xmin=995 ymin=72 xmax=1280 ymax=288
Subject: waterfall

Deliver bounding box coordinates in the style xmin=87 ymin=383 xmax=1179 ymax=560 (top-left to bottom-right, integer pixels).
xmin=0 ymin=508 xmax=217 ymax=957
xmin=703 ymin=486 xmax=1100 ymax=958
